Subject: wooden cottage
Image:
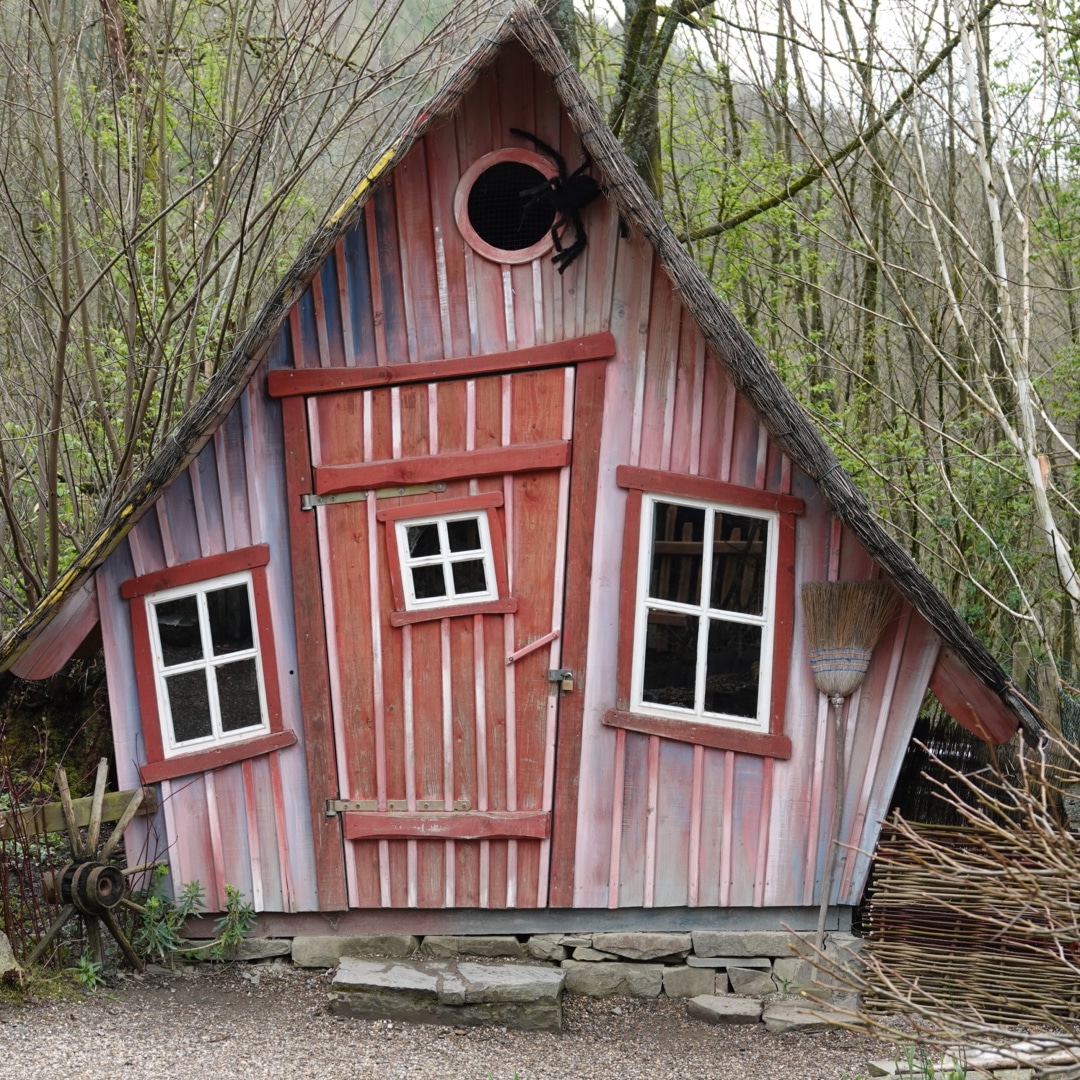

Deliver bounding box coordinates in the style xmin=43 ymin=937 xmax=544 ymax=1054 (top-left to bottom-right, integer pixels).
xmin=0 ymin=7 xmax=1037 ymax=934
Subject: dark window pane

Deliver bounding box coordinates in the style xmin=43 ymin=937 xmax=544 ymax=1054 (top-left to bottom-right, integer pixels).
xmin=641 ymin=609 xmax=698 ymax=709
xmin=155 ymin=596 xmax=203 ymax=666
xmin=216 ymin=659 xmax=264 ymax=733
xmin=412 ymin=564 xmax=446 ymax=599
xmin=207 ymin=584 xmax=254 ymax=656
xmin=446 ymin=517 xmax=482 ymax=553
xmin=451 ymin=559 xmax=488 ymax=595
xmin=166 ymin=670 xmax=212 ymax=743
xmin=705 ymin=620 xmax=762 ymax=719
xmin=649 ymin=502 xmax=705 ymax=604
xmin=710 ymin=513 xmax=768 ymax=615
xmin=407 ymin=523 xmax=441 ymax=558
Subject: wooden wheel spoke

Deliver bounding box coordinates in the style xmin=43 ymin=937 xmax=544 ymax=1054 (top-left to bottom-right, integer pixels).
xmin=25 ymin=904 xmax=76 ymax=966
xmin=85 ymin=915 xmax=104 ymax=966
xmin=101 ymin=909 xmax=144 ymax=971
xmin=99 ymin=786 xmax=145 ymax=863
xmin=86 ymin=758 xmax=109 ymax=853
xmin=55 ymin=767 xmax=85 ymax=860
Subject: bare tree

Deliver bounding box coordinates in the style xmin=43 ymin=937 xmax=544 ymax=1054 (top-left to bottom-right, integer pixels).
xmin=581 ymin=0 xmax=1080 ymax=673
xmin=0 ymin=0 xmax=499 ymax=621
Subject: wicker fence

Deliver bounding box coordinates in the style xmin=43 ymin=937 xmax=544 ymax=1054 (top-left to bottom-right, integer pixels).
xmin=862 ymin=820 xmax=1080 ymax=1025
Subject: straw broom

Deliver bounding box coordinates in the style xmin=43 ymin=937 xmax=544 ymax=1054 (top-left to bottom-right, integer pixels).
xmin=802 ymin=580 xmax=899 ymax=945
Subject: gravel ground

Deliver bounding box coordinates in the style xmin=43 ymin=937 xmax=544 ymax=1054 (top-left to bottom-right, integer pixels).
xmin=0 ymin=963 xmax=894 ymax=1080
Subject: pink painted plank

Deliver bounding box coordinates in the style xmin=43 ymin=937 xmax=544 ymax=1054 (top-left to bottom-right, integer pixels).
xmin=462 ymin=71 xmax=508 ymax=358
xmin=423 ymin=121 xmax=471 ymax=359
xmin=159 ymin=774 xmax=216 ymax=903
xmin=696 ymin=746 xmax=727 ymax=908
xmin=727 ymin=754 xmax=765 ymax=907
xmin=214 ymin=407 xmax=253 ymax=551
xmin=839 ymin=611 xmax=941 ymax=902
xmin=160 ymin=467 xmax=203 ymax=567
xmin=10 ymin=577 xmax=99 ymax=679
xmin=96 ymin=546 xmax=161 ymax=873
xmin=606 ymin=727 xmax=627 ymax=908
xmin=668 ymin=314 xmax=697 ymax=476
xmin=637 ymin=263 xmax=678 ymax=471
xmin=699 ymin=359 xmax=732 ymax=482
xmin=249 ymin=753 xmax=285 ymax=908
xmin=394 ymin=139 xmax=444 ymax=362
xmin=203 ymin=769 xmax=238 ymax=910
xmin=617 ymin=731 xmax=650 ymax=906
xmin=652 ymin=738 xmax=694 ymax=908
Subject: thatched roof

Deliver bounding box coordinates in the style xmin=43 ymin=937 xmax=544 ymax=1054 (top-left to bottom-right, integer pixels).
xmin=0 ymin=5 xmax=1041 ymax=734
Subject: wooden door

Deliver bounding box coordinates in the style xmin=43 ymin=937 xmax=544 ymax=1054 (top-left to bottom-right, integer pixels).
xmin=311 ymin=365 xmax=574 ymax=908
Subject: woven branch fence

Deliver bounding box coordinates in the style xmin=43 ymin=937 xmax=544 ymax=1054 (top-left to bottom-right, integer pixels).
xmin=863 ymin=817 xmax=1080 ymax=1026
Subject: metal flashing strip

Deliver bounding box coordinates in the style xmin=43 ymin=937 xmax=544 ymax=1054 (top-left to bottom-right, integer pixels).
xmin=327 ymin=798 xmax=470 ymax=815
xmin=301 ymin=482 xmax=446 ymax=510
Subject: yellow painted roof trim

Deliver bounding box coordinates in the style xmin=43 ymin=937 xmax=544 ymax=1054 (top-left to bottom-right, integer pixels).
xmin=327 ymin=141 xmax=404 ymax=227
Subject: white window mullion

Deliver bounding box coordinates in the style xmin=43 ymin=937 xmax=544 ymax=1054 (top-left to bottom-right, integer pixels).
xmin=195 ymin=592 xmax=219 ymax=738
xmin=693 ymin=509 xmax=715 ymax=714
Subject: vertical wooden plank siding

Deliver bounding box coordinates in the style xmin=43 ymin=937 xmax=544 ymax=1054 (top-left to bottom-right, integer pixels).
xmin=548 ymin=359 xmax=607 ymax=905
xmin=280 ymin=386 xmax=348 ymax=909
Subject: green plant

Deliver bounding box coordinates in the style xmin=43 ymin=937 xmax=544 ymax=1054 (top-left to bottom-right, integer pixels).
xmin=71 ymin=954 xmax=103 ymax=990
xmin=132 ymin=873 xmax=255 ymax=964
xmin=132 ymin=873 xmax=206 ymax=963
xmin=208 ymin=884 xmax=256 ymax=961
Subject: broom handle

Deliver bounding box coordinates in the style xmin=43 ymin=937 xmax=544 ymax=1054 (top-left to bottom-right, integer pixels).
xmin=816 ymin=693 xmax=846 ymax=948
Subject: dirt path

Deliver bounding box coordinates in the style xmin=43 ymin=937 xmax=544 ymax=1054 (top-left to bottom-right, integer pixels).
xmin=0 ymin=963 xmax=893 ymax=1080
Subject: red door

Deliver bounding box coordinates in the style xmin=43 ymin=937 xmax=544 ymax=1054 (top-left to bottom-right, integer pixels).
xmin=310 ymin=364 xmax=574 ymax=908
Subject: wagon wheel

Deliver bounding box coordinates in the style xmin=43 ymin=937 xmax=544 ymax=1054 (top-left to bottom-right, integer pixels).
xmin=26 ymin=760 xmax=146 ymax=971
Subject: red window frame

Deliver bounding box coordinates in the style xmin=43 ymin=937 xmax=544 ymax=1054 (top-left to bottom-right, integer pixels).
xmin=122 ymin=544 xmax=295 ymax=783
xmin=603 ymin=467 xmax=801 ymax=760
xmin=377 ymin=493 xmax=516 ymax=626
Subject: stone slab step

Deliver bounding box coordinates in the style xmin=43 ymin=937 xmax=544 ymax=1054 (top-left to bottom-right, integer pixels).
xmin=329 ymin=957 xmax=565 ymax=1032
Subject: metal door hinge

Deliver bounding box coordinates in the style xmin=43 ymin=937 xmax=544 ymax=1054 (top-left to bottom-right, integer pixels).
xmin=326 ymin=797 xmax=470 ymax=816
xmin=547 ymin=668 xmax=574 ymax=694
xmin=302 ymin=482 xmax=446 ymax=510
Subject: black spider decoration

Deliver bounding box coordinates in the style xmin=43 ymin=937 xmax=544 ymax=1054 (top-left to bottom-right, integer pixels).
xmin=510 ymin=128 xmax=600 ymax=274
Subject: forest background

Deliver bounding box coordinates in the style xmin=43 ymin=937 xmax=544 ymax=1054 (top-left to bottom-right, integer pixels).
xmin=1 ymin=0 xmax=1078 ymax=758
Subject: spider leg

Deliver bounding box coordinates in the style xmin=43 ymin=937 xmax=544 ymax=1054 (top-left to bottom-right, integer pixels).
xmin=551 ymin=209 xmax=587 ymax=273
xmin=509 ymin=127 xmax=568 ymax=177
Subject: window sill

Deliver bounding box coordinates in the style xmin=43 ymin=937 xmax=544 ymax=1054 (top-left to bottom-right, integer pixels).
xmin=602 ymin=708 xmax=791 ymax=760
xmin=140 ymin=729 xmax=298 ymax=783
xmin=390 ymin=597 xmax=517 ymax=627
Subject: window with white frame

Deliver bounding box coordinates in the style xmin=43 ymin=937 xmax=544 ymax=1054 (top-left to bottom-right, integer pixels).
xmin=395 ymin=511 xmax=498 ymax=610
xmin=631 ymin=495 xmax=778 ymax=731
xmin=147 ymin=571 xmax=270 ymax=754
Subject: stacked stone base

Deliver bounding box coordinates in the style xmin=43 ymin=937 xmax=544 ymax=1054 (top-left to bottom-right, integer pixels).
xmin=328 ymin=957 xmax=565 ymax=1032
xmin=254 ymin=928 xmax=862 ymax=1029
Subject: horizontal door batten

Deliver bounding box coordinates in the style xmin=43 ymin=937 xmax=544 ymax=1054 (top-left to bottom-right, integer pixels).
xmin=342 ymin=811 xmax=551 ymax=841
xmin=315 ymin=441 xmax=571 ymax=496
xmin=267 ymin=333 xmax=616 ymax=398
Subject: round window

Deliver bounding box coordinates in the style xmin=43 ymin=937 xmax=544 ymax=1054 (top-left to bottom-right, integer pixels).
xmin=454 ymin=148 xmax=558 ymax=264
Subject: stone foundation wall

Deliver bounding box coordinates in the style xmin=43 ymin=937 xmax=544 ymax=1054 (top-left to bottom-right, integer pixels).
xmin=227 ymin=929 xmax=862 ymax=1005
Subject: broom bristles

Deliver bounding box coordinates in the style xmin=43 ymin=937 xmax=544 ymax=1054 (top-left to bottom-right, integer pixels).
xmin=801 ymin=580 xmax=899 ymax=653
xmin=802 ymin=581 xmax=899 ymax=699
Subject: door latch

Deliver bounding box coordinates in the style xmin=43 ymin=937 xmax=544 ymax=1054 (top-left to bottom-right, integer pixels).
xmin=547 ymin=668 xmax=574 ymax=694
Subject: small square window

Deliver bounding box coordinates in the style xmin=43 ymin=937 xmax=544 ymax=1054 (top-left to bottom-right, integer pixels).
xmin=396 ymin=511 xmax=498 ymax=610
xmin=377 ymin=493 xmax=515 ymax=626
xmin=147 ymin=572 xmax=270 ymax=754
